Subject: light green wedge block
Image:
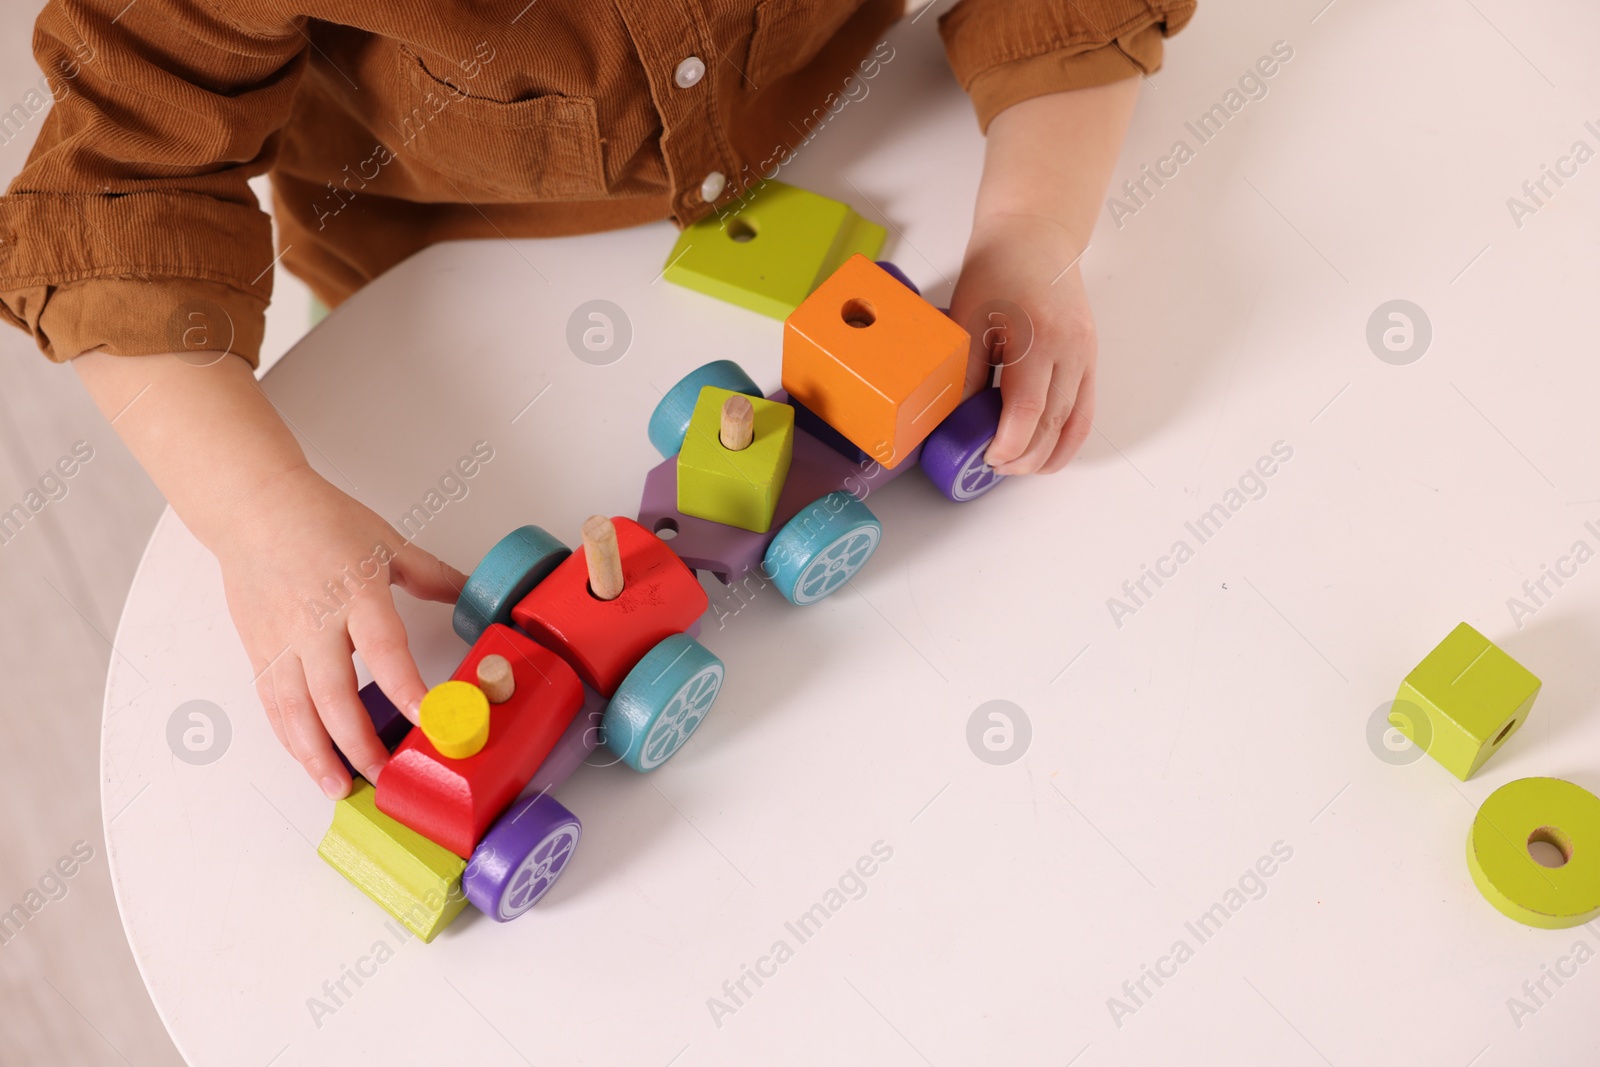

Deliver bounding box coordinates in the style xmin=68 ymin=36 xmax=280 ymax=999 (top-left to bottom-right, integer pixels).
xmin=318 ymin=779 xmax=467 ymax=942
xmin=663 ymin=180 xmax=886 ymax=319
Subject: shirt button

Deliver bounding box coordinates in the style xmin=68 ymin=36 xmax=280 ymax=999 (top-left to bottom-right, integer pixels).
xmin=674 ymin=56 xmax=706 ymax=89
xmin=700 ymin=170 xmax=727 ymax=202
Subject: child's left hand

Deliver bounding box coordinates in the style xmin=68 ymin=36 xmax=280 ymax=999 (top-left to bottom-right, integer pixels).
xmin=948 ymin=210 xmax=1098 ymax=476
xmin=946 ymin=78 xmax=1142 ymax=477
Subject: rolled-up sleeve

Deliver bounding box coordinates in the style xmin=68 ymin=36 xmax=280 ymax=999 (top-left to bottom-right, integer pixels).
xmin=0 ymin=0 xmax=307 ymax=366
xmin=938 ymin=0 xmax=1196 ymax=131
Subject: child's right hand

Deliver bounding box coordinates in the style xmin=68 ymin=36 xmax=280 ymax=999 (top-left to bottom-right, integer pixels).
xmin=216 ymin=464 xmax=465 ymax=798
xmin=74 ymin=349 xmax=464 ymax=800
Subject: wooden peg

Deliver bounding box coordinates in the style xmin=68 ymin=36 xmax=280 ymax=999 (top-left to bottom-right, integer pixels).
xmin=720 ymin=394 xmax=754 ymax=451
xmin=582 ymin=515 xmax=625 ymax=601
xmin=476 ymin=654 xmax=515 ymax=703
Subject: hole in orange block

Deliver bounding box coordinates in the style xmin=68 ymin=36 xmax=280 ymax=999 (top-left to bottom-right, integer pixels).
xmin=1528 ymin=826 xmax=1573 ymax=868
xmin=841 ymin=298 xmax=876 ymax=329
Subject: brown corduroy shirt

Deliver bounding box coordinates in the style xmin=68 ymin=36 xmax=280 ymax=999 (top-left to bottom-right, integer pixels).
xmin=0 ymin=0 xmax=1194 ymax=367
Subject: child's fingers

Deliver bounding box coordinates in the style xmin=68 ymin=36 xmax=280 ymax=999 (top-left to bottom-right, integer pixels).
xmin=1000 ymin=364 xmax=1083 ymax=476
xmin=987 ymin=306 xmax=1097 ymax=475
xmin=989 ymin=325 xmax=1087 ymax=476
xmin=258 ymin=652 xmax=353 ymax=799
xmin=303 ymin=643 xmax=390 ymax=785
xmin=390 ymin=541 xmax=467 ymax=604
xmin=984 ymin=343 xmax=1052 ymax=471
xmin=958 ymin=299 xmax=1027 ymax=399
xmin=251 ymin=655 xmax=293 ymax=756
xmin=1040 ymin=364 xmax=1097 ymax=474
xmin=348 ymin=596 xmax=428 ymax=725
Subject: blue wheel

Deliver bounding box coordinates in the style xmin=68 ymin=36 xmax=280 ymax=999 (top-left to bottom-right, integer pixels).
xmin=452 ymin=526 xmax=571 ymax=644
xmin=604 ymin=634 xmax=724 ymax=771
xmin=763 ymin=492 xmax=882 ymax=606
xmin=648 ymin=360 xmax=761 ymax=458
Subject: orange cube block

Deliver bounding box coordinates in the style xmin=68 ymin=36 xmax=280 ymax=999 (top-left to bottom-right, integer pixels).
xmin=781 ymin=255 xmax=969 ymax=469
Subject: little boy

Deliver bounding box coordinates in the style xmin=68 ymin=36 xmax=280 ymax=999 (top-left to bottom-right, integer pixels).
xmin=0 ymin=0 xmax=1193 ymax=797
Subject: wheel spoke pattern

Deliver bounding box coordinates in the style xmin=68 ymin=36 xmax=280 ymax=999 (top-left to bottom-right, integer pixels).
xmin=639 ymin=663 xmax=724 ymax=770
xmin=918 ymin=388 xmax=1005 ymax=504
xmin=794 ymin=527 xmax=880 ymax=605
xmin=499 ymin=823 xmax=580 ymax=920
xmin=951 ymin=438 xmax=1000 ymax=502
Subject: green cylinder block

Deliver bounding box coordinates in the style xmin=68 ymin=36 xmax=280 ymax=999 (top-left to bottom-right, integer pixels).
xmin=1468 ymin=777 xmax=1600 ymax=928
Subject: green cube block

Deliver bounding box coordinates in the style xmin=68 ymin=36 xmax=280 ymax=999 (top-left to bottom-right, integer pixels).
xmin=662 ymin=180 xmax=886 ymax=320
xmin=677 ymin=387 xmax=794 ymax=533
xmin=318 ymin=779 xmax=468 ymax=942
xmin=1392 ymin=623 xmax=1541 ymax=781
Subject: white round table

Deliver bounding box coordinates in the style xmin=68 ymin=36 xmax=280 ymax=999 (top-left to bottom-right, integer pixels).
xmin=103 ymin=10 xmax=1600 ymax=1065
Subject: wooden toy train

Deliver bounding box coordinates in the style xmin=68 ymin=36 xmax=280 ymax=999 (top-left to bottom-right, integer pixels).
xmin=318 ymin=225 xmax=1007 ymax=940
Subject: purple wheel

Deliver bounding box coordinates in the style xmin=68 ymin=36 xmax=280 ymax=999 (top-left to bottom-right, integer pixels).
xmin=464 ymin=794 xmax=582 ymax=921
xmin=920 ymin=388 xmax=1005 ymax=503
xmin=874 ymin=260 xmax=920 ymax=296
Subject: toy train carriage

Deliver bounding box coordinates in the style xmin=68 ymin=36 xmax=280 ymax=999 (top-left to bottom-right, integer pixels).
xmin=639 ymin=254 xmax=1008 ymax=599
xmin=319 ymin=516 xmax=724 ymax=941
xmin=316 ymin=231 xmax=1006 ymax=937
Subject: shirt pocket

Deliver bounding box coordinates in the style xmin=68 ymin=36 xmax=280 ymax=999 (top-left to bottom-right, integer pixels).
xmin=745 ymin=0 xmax=862 ymax=90
xmin=389 ymin=46 xmax=608 ymax=202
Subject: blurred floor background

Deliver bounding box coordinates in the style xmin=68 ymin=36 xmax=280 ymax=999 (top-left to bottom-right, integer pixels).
xmin=0 ymin=1 xmax=311 ymax=1061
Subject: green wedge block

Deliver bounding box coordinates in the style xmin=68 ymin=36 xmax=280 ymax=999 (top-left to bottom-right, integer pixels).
xmin=663 ymin=180 xmax=886 ymax=319
xmin=318 ymin=779 xmax=467 ymax=942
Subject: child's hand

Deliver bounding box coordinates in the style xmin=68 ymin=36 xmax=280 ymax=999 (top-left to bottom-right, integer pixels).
xmin=952 ymin=78 xmax=1142 ymax=476
xmin=74 ymin=350 xmax=464 ymax=800
xmin=949 ymin=211 xmax=1097 ymax=475
xmin=217 ymin=465 xmax=465 ymax=798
